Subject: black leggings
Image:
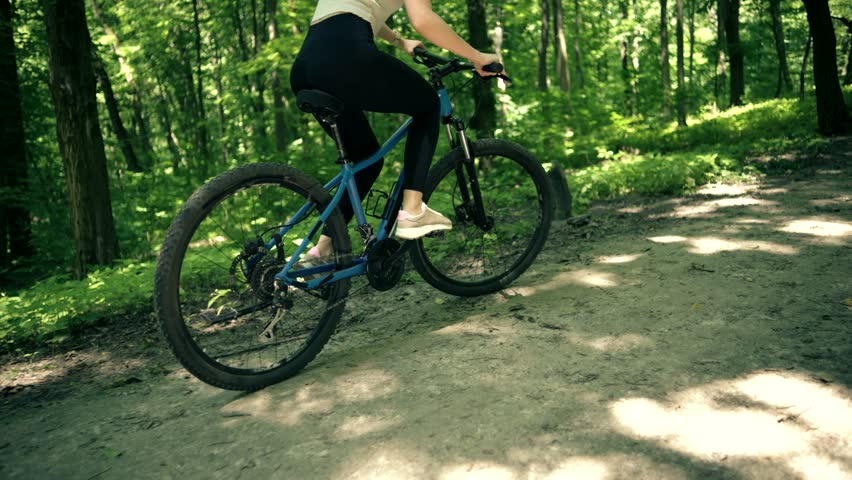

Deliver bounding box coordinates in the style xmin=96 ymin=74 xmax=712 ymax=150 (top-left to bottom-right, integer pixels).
xmin=290 ymin=13 xmax=440 ymax=224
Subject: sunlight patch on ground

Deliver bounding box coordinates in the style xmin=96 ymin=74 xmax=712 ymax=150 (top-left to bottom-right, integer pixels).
xmin=648 ymin=235 xmax=688 ymax=243
xmin=610 ymin=371 xmax=852 ymax=479
xmin=647 ymin=235 xmax=798 ymax=255
xmin=0 ymin=357 xmax=70 ymax=390
xmin=809 ymin=195 xmax=851 ymax=207
xmin=788 ymin=454 xmax=852 ymax=480
xmin=597 ymin=253 xmax=644 ymax=264
xmin=529 ymin=457 xmax=609 ymax=480
xmin=688 ymin=237 xmax=798 ymax=255
xmin=512 ymin=269 xmax=620 ymax=296
xmin=221 ymin=368 xmax=399 ymax=426
xmin=433 ymin=318 xmax=514 ymax=337
xmin=695 ymin=184 xmax=758 ymax=196
xmin=567 ymin=333 xmax=653 ymax=352
xmin=222 ymin=386 xmax=333 ymax=426
xmin=334 ymin=369 xmax=400 ymax=403
xmin=759 ymin=187 xmax=791 ymax=196
xmin=780 ymin=219 xmax=852 ymax=238
xmin=334 ymin=413 xmax=400 ymax=441
xmin=652 ymin=196 xmax=777 ymax=218
xmin=617 ymin=206 xmax=646 ymax=214
xmin=334 ymin=446 xmax=429 ymax=480
xmin=735 ymin=373 xmax=852 ymax=438
xmin=441 ymin=462 xmax=517 ymax=480
xmin=734 ymin=218 xmax=771 ymax=224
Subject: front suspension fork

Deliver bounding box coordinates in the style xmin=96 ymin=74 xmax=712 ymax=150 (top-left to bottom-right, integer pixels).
xmin=447 ymin=123 xmax=491 ymax=231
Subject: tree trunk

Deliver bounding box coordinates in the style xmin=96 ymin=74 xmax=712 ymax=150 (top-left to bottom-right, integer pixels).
xmin=155 ymin=75 xmax=182 ymax=168
xmin=724 ymin=0 xmax=744 ymax=106
xmin=631 ymin=0 xmax=640 ymax=111
xmin=250 ymin=0 xmax=267 ymax=149
xmin=688 ymin=0 xmax=695 ymax=90
xmin=89 ymin=0 xmax=153 ymax=167
xmin=836 ymin=18 xmax=852 ymax=85
xmin=714 ymin=0 xmax=727 ymax=109
xmin=43 ymin=0 xmax=119 ymax=278
xmin=0 ymin=0 xmax=33 ymax=263
xmin=212 ymin=42 xmax=229 ymax=165
xmin=660 ymin=0 xmax=671 ymax=115
xmin=466 ymin=0 xmax=496 ymax=138
xmin=191 ymin=0 xmax=210 ymax=162
xmin=769 ymin=0 xmax=793 ymax=97
xmin=552 ymin=0 xmax=572 ymax=93
xmin=845 ymin=33 xmax=852 ymax=85
xmin=91 ymin=48 xmax=143 ymax=172
xmin=676 ymin=0 xmax=687 ymax=126
xmin=801 ymin=0 xmax=850 ymax=134
xmin=538 ymin=0 xmax=550 ymax=90
xmin=267 ymin=0 xmax=288 ymax=152
xmin=800 ymin=34 xmax=811 ymax=100
xmin=620 ymin=0 xmax=632 ymax=116
xmin=573 ymin=0 xmax=584 ymax=89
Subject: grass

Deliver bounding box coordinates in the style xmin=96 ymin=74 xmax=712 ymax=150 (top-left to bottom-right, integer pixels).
xmin=1 ymin=260 xmax=155 ymax=352
xmin=2 ymin=89 xmax=850 ymax=352
xmin=561 ymin=91 xmax=851 ymax=211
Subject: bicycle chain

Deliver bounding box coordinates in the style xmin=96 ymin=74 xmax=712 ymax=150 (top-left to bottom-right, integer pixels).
xmin=272 ymin=247 xmax=404 ymax=325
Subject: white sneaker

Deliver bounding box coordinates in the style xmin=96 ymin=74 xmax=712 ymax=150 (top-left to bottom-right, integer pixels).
xmin=394 ymin=203 xmax=452 ymax=240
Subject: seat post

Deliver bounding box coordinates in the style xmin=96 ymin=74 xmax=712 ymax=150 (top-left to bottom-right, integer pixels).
xmin=328 ymin=121 xmax=349 ymax=164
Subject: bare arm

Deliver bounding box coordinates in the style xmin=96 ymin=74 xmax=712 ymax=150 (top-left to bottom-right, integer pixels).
xmin=378 ymin=23 xmax=428 ymax=57
xmin=377 ymin=24 xmax=403 ymax=47
xmin=403 ymin=0 xmax=502 ymax=75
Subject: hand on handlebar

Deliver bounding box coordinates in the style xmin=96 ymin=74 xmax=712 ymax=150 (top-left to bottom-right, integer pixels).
xmin=473 ymin=52 xmax=506 ymax=78
xmin=401 ymin=38 xmax=426 ymax=58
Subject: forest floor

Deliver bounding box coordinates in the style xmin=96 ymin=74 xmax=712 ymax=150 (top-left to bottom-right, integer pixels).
xmin=2 ymin=137 xmax=851 ymax=480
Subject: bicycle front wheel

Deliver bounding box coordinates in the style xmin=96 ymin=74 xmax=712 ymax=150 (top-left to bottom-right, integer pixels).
xmin=155 ymin=163 xmax=352 ymax=391
xmin=410 ymin=139 xmax=554 ymax=296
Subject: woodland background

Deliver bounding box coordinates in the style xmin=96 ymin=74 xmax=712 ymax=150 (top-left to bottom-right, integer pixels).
xmin=0 ymin=0 xmax=850 ymax=350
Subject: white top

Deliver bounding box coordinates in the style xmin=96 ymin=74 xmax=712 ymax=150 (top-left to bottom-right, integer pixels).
xmin=311 ymin=0 xmax=404 ymax=37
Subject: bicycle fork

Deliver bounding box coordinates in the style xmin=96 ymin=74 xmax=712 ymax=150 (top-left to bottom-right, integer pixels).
xmin=446 ymin=121 xmax=492 ymax=231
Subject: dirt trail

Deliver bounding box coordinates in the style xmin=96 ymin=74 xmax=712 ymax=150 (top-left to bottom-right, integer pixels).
xmin=2 ymin=138 xmax=851 ymax=480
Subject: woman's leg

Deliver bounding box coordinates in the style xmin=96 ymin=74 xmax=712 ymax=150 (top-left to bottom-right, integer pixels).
xmin=313 ymin=109 xmax=384 ymax=225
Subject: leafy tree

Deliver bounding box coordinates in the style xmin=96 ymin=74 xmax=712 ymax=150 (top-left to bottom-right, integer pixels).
xmin=801 ymin=0 xmax=850 ymax=134
xmin=0 ymin=0 xmax=33 ymax=265
xmin=43 ymin=0 xmax=119 ymax=278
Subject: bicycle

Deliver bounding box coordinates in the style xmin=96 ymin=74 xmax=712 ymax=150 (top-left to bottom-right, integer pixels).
xmin=154 ymin=47 xmax=554 ymax=391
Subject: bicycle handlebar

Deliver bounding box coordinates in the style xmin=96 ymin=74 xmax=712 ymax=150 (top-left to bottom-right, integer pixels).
xmin=413 ymin=46 xmax=513 ymax=84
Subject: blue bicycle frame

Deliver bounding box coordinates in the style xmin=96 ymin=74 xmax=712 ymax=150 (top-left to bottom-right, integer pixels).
xmin=260 ymin=88 xmax=455 ymax=291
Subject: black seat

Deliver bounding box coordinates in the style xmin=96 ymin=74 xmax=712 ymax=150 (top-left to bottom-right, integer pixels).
xmin=296 ymin=90 xmax=344 ymax=119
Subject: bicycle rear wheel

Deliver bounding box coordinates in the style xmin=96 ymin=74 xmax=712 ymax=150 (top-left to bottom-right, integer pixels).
xmin=155 ymin=163 xmax=352 ymax=391
xmin=410 ymin=139 xmax=553 ymax=296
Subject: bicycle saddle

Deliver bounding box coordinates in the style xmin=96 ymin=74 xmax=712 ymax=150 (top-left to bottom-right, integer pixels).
xmin=296 ymin=90 xmax=344 ymax=119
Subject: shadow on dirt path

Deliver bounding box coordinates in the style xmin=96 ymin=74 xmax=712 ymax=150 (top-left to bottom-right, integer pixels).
xmin=2 ymin=137 xmax=851 ymax=479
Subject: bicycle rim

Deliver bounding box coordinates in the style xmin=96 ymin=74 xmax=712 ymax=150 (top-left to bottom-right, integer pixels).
xmin=156 ymin=164 xmax=351 ymax=389
xmin=413 ymin=140 xmax=552 ymax=296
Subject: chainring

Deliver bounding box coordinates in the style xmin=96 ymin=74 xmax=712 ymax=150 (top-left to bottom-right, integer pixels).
xmin=366 ymin=238 xmax=405 ymax=291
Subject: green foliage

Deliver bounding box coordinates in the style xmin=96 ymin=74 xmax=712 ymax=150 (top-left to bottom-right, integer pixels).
xmin=5 ymin=0 xmax=851 ymax=351
xmin=0 ymin=260 xmax=155 ymax=351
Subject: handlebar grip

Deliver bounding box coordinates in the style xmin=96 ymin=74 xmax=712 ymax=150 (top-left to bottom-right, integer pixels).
xmin=483 ymin=63 xmax=504 ymax=73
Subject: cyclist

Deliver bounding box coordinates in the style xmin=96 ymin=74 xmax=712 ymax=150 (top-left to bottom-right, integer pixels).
xmin=290 ymin=0 xmax=505 ymax=258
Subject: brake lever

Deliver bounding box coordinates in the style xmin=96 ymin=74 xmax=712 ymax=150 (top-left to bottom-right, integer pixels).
xmin=480 ymin=62 xmax=512 ymax=84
